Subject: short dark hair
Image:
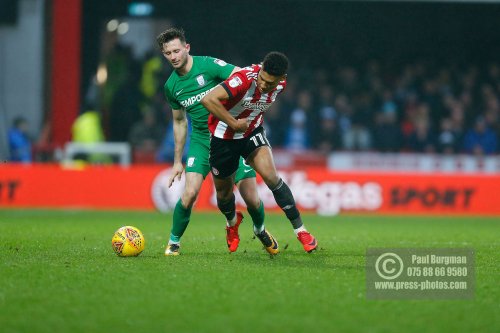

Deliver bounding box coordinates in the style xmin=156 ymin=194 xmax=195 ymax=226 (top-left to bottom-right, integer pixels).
xmin=156 ymin=27 xmax=186 ymax=49
xmin=262 ymin=52 xmax=289 ymax=76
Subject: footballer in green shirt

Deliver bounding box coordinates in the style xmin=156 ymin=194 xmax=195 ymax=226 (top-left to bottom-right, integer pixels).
xmin=157 ymin=28 xmax=265 ymax=255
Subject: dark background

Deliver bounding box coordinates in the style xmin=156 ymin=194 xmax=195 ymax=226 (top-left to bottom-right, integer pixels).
xmin=0 ymin=0 xmax=19 ymax=25
xmin=82 ymin=0 xmax=500 ymax=88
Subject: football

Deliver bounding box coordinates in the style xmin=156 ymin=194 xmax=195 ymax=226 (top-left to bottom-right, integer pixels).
xmin=111 ymin=226 xmax=145 ymax=257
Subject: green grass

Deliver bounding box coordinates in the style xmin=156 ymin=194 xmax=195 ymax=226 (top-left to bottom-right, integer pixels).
xmin=0 ymin=210 xmax=499 ymax=333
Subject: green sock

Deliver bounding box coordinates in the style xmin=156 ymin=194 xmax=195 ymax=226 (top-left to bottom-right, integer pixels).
xmin=169 ymin=199 xmax=192 ymax=243
xmin=248 ymin=200 xmax=265 ymax=233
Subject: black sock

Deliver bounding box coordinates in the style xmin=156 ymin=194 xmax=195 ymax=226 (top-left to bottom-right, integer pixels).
xmin=217 ymin=194 xmax=236 ymax=221
xmin=271 ymin=179 xmax=303 ymax=229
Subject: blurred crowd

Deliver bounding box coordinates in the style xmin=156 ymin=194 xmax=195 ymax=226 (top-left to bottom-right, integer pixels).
xmin=9 ymin=42 xmax=500 ymax=163
xmin=97 ymin=44 xmax=500 ymax=161
xmin=276 ymin=59 xmax=500 ymax=156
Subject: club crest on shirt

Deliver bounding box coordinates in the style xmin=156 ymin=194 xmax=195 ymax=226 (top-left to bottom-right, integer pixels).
xmin=229 ymin=77 xmax=242 ymax=88
xmin=214 ymin=59 xmax=227 ymax=66
xmin=196 ymin=75 xmax=205 ymax=86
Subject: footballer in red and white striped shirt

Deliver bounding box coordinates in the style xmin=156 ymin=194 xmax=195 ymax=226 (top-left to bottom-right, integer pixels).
xmin=207 ymin=64 xmax=286 ymax=139
xmin=201 ymin=52 xmax=318 ymax=254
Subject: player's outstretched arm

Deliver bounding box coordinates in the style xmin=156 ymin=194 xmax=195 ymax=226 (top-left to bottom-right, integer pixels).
xmin=201 ymin=86 xmax=248 ymax=133
xmin=168 ymin=108 xmax=188 ymax=187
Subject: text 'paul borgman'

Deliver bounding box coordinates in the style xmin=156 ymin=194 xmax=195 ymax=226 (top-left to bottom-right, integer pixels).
xmin=411 ymin=255 xmax=467 ymax=265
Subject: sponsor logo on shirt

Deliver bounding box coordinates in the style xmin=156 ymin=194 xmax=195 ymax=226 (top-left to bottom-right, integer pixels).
xmin=214 ymin=59 xmax=227 ymax=66
xmin=242 ymin=101 xmax=271 ymax=112
xmin=179 ymin=87 xmax=216 ymax=108
xmin=196 ymin=75 xmax=205 ymax=86
xmin=229 ymin=77 xmax=242 ymax=88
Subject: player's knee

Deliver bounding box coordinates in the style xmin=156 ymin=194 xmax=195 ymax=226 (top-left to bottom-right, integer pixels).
xmin=242 ymin=193 xmax=260 ymax=210
xmin=182 ymin=188 xmax=199 ymax=207
xmin=214 ymin=180 xmax=233 ymax=198
xmin=263 ymin=175 xmax=281 ymax=190
xmin=216 ymin=188 xmax=233 ymax=201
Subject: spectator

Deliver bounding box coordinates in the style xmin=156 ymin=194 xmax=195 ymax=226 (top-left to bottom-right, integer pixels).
xmin=284 ymin=91 xmax=315 ymax=151
xmin=71 ymin=108 xmax=110 ymax=163
xmin=8 ymin=116 xmax=32 ymax=162
xmin=128 ymin=106 xmax=165 ymax=152
xmin=72 ymin=108 xmax=105 ymax=144
xmin=262 ymin=99 xmax=286 ymax=147
xmin=284 ymin=107 xmax=310 ymax=151
xmin=316 ymin=107 xmax=342 ymax=153
xmin=102 ymin=43 xmax=135 ymax=110
xmin=109 ymin=62 xmax=143 ymax=142
xmin=463 ymin=116 xmax=498 ymax=155
xmin=437 ymin=117 xmax=461 ymax=154
xmin=407 ymin=116 xmax=436 ymax=153
xmin=343 ymin=92 xmax=373 ymax=151
xmin=484 ymin=109 xmax=500 ymax=147
xmin=139 ymin=51 xmax=163 ymax=101
xmin=380 ymin=90 xmax=397 ymax=116
xmin=334 ymin=93 xmax=354 ymax=149
xmin=373 ymin=111 xmax=403 ymax=152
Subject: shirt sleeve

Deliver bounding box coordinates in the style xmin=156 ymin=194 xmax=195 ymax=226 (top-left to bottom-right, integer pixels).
xmin=220 ymin=71 xmax=250 ymax=99
xmin=204 ymin=56 xmax=236 ymax=81
xmin=164 ymin=84 xmax=182 ymax=110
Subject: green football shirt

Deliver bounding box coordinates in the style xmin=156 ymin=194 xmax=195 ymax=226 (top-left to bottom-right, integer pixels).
xmin=164 ymin=56 xmax=235 ymax=142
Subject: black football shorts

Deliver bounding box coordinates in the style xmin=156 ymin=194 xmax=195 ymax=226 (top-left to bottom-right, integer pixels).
xmin=209 ymin=126 xmax=270 ymax=178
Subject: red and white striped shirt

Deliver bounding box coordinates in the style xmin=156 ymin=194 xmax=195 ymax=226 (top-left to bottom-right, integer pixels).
xmin=208 ymin=64 xmax=286 ymax=139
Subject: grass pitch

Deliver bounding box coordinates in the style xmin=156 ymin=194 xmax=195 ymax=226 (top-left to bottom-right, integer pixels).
xmin=1 ymin=210 xmax=499 ymax=333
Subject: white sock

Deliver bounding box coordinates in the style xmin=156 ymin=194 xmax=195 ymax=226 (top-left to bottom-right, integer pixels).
xmin=253 ymin=225 xmax=265 ymax=235
xmin=293 ymin=225 xmax=307 ymax=236
xmin=226 ymin=214 xmax=237 ymax=227
xmin=168 ymin=240 xmax=180 ymax=245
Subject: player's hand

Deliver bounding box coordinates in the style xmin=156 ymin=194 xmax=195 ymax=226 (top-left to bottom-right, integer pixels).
xmin=168 ymin=162 xmax=184 ymax=188
xmin=233 ymin=118 xmax=249 ymax=133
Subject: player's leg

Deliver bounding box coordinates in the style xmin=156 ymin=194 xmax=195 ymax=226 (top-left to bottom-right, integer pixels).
xmin=236 ymin=128 xmax=281 ymax=255
xmin=233 ymin=169 xmax=277 ymax=255
xmin=244 ymin=128 xmax=317 ymax=253
xmin=209 ymin=136 xmax=243 ymax=252
xmin=166 ymin=172 xmax=204 ymax=255
xmin=169 ymin=172 xmax=204 ymax=237
xmin=213 ymin=174 xmax=240 ymax=252
xmin=213 ymin=175 xmax=237 ymax=220
xmin=235 ymin=158 xmax=265 ymax=237
xmin=166 ymin=141 xmax=210 ymax=256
